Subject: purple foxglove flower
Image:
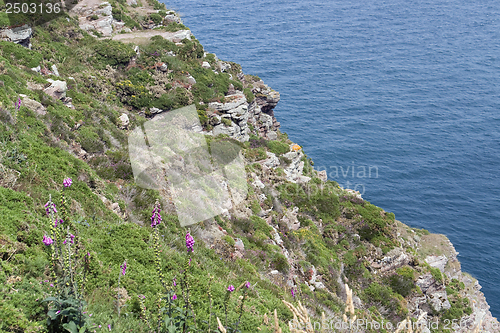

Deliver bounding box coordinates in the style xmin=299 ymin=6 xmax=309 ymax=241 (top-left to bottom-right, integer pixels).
xmin=69 ymin=234 xmax=75 ymax=244
xmin=172 ymin=294 xmax=177 ymax=300
xmin=227 ymin=285 xmax=235 ymax=292
xmin=63 ymin=178 xmax=72 ymax=188
xmin=63 ymin=239 xmax=67 ymax=245
xmin=245 ymin=281 xmax=250 ymax=289
xmin=185 ymin=232 xmax=194 ymax=253
xmin=291 ymin=288 xmax=295 ymax=298
xmin=42 ymin=235 xmax=53 ymax=246
xmin=150 ymin=202 xmax=162 ymax=227
xmin=120 ymin=260 xmax=127 ymax=275
xmin=173 ymin=278 xmax=176 ymax=286
xmin=44 ymin=202 xmax=57 ymax=216
xmin=108 ymin=324 xmax=111 ymax=331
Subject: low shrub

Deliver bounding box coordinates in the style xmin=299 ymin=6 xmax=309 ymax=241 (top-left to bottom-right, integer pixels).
xmin=92 ymin=40 xmax=136 ymax=68
xmin=149 ymin=13 xmax=163 ymax=25
xmin=243 ymin=88 xmax=255 ymax=103
xmin=244 ymin=147 xmax=267 ymax=162
xmin=386 ymin=273 xmax=414 ymax=297
xmin=430 ymin=267 xmax=443 ymax=284
xmin=267 ymin=140 xmax=289 ymax=155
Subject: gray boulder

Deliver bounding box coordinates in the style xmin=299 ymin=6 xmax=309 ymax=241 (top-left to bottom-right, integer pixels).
xmin=118 ymin=113 xmax=129 ymax=129
xmin=19 ymin=94 xmax=46 ymax=115
xmin=0 ymin=24 xmax=32 ymax=48
xmin=44 ymin=79 xmax=67 ymax=100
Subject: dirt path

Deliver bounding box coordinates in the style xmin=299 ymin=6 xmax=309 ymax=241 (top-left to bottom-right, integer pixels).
xmin=111 ymin=29 xmax=193 ymax=44
xmin=70 ymin=0 xmax=104 ymax=13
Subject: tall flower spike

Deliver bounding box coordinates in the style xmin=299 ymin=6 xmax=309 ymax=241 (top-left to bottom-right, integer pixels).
xmin=150 ymin=200 xmax=162 ymax=227
xmin=120 ymin=260 xmax=127 ymax=276
xmin=185 ymin=232 xmax=194 ymax=253
xmin=44 ymin=201 xmax=57 ymax=216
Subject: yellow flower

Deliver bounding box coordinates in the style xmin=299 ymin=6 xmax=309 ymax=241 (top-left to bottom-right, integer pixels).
xmin=292 ymin=144 xmax=301 ymax=152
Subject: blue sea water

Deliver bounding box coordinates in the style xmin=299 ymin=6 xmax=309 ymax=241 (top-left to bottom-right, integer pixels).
xmin=163 ymin=0 xmax=500 ymax=316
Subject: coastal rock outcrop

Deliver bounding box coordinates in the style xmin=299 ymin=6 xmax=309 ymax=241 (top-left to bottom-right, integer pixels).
xmin=0 ymin=24 xmax=32 ymax=48
xmin=248 ymin=82 xmax=281 ymax=139
xmin=75 ymin=2 xmax=115 ymax=36
xmin=207 ymin=83 xmax=281 ymax=142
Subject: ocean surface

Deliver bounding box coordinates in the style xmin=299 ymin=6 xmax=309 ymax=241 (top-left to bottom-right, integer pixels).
xmin=163 ymin=0 xmax=500 ymax=316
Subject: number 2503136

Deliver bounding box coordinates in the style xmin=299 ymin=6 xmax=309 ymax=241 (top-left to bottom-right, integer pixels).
xmin=5 ymin=2 xmax=61 ymax=14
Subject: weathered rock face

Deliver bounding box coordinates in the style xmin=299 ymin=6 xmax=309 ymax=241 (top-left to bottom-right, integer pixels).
xmin=0 ymin=24 xmax=32 ymax=48
xmin=19 ymin=94 xmax=46 ymax=116
xmin=204 ymin=76 xmax=281 ymax=142
xmin=112 ymin=29 xmax=193 ymax=43
xmin=164 ymin=12 xmax=182 ymax=24
xmin=263 ymin=152 xmax=280 ymax=169
xmin=281 ymin=206 xmax=300 ymax=231
xmin=73 ymin=1 xmax=136 ymax=36
xmin=402 ymin=233 xmax=499 ymax=333
xmin=75 ymin=2 xmax=115 ymax=36
xmin=413 ymin=272 xmax=451 ymax=313
xmin=44 ymin=79 xmax=67 ymax=100
xmin=208 ymin=93 xmax=251 ymax=142
xmin=42 ymin=79 xmax=74 ymax=109
xmin=281 ymin=149 xmax=308 ymax=183
xmin=253 ymin=82 xmax=280 ymax=114
xmin=247 ymin=83 xmax=281 ymax=140
xmin=379 ymin=247 xmax=411 ymax=273
xmin=425 ymin=255 xmax=448 ymax=272
xmin=98 ymin=194 xmax=126 ymax=219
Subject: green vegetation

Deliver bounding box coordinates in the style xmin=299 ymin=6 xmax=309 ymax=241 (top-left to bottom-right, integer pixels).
xmin=267 ymin=140 xmax=289 ymax=155
xmin=243 ymin=88 xmax=255 ymax=103
xmin=362 ymin=282 xmax=407 ymax=320
xmin=386 ymin=267 xmax=416 ymax=297
xmin=91 ymin=40 xmax=136 ymax=69
xmin=430 ymin=267 xmax=443 ymax=284
xmin=0 ymin=41 xmax=43 ymax=68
